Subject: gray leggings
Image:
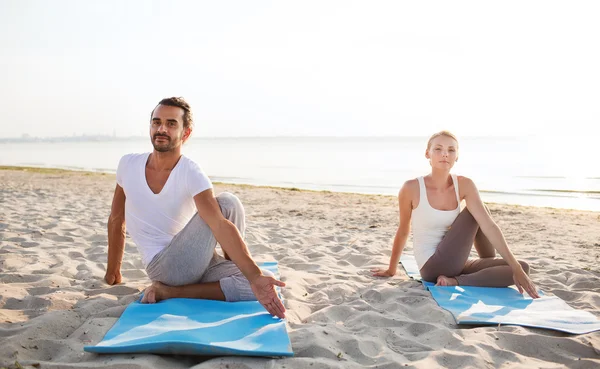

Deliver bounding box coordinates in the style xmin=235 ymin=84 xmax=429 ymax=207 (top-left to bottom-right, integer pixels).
xmin=146 ymin=192 xmax=270 ymax=302
xmin=420 ymin=207 xmax=530 ymax=286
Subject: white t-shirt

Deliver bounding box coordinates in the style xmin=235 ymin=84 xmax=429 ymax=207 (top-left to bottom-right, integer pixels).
xmin=116 ymin=153 xmax=212 ymax=267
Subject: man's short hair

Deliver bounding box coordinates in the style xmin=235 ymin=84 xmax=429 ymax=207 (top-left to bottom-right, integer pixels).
xmin=152 ymin=97 xmax=194 ymax=130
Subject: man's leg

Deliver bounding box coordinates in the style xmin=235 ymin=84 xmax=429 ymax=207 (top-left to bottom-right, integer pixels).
xmin=144 ymin=255 xmax=274 ymax=302
xmin=142 ymin=192 xmax=246 ymax=302
xmin=198 ymin=255 xmax=275 ymax=302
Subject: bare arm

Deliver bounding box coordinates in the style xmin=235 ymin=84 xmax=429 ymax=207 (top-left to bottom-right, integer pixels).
xmin=373 ymin=180 xmax=414 ymax=277
xmin=194 ymin=189 xmax=286 ymax=318
xmin=461 ymin=177 xmax=539 ymax=297
xmin=462 ymin=178 xmax=519 ymax=266
xmin=105 ymin=184 xmax=126 ymax=285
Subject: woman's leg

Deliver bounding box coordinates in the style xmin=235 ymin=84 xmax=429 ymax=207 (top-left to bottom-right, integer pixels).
xmin=419 ymin=208 xmax=480 ymax=282
xmin=456 ymin=258 xmax=530 ymax=287
xmin=474 ymin=205 xmax=495 ymax=258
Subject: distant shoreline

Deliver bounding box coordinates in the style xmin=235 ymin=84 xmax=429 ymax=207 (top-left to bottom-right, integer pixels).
xmin=2 ymin=165 xmax=598 ymax=214
xmin=0 ymin=165 xmax=366 ymax=196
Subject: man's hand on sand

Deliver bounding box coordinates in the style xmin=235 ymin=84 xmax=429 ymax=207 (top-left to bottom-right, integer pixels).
xmin=104 ymin=270 xmax=122 ymax=285
xmin=250 ymin=275 xmax=286 ymax=319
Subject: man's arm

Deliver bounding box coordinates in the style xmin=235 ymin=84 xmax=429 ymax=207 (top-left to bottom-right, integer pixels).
xmin=194 ymin=189 xmax=286 ymax=318
xmin=105 ymin=184 xmax=126 ymax=285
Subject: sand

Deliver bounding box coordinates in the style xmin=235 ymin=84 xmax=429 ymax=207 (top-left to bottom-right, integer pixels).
xmin=0 ymin=168 xmax=599 ymax=368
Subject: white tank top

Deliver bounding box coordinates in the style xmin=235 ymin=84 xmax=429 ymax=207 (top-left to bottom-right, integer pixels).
xmin=411 ymin=174 xmax=461 ymax=270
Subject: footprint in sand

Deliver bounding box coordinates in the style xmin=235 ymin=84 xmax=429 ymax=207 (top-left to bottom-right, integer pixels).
xmin=0 ymin=273 xmax=45 ymax=283
xmin=86 ymin=234 xmax=108 ymax=242
xmin=44 ymin=233 xmax=75 ymax=243
xmin=385 ymin=333 xmax=434 ymax=354
xmin=3 ymin=295 xmax=52 ymax=310
xmin=305 ymin=251 xmax=325 ymax=259
xmin=343 ymin=254 xmax=371 ymax=267
xmin=38 ymin=222 xmax=59 ymax=230
xmin=329 ymin=245 xmax=345 ymax=253
xmin=27 ymin=286 xmax=57 ymax=296
xmin=68 ymin=251 xmax=85 ymax=259
xmin=86 ymin=285 xmax=140 ymax=296
xmin=86 ymin=253 xmax=107 ymax=263
xmin=5 ymin=237 xmax=28 ymax=242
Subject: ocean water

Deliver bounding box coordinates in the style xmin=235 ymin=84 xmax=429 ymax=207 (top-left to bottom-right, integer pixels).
xmin=1 ymin=136 xmax=598 ymax=212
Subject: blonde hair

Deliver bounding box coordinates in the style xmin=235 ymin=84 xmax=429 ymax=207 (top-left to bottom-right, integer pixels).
xmin=426 ymin=130 xmax=459 ymax=151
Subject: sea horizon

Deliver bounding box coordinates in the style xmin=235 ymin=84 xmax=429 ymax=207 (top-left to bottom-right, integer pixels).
xmin=2 ymin=135 xmax=598 ymax=212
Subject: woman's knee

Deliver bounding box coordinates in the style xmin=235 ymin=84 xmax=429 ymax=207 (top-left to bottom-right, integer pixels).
xmin=419 ymin=268 xmax=438 ymax=283
xmin=519 ymin=260 xmax=530 ymax=274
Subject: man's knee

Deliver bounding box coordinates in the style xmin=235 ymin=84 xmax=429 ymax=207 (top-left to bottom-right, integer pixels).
xmin=216 ymin=192 xmax=244 ymax=215
xmin=519 ymin=260 xmax=530 ymax=275
xmin=261 ymin=268 xmax=274 ymax=278
xmin=220 ymin=268 xmax=276 ymax=302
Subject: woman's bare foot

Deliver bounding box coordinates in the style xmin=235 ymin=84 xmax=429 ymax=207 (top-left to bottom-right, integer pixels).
xmin=140 ymin=281 xmax=170 ymax=303
xmin=436 ymin=275 xmax=459 ymax=286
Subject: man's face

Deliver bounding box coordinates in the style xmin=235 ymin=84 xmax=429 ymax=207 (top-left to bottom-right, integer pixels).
xmin=149 ymin=105 xmax=190 ymax=152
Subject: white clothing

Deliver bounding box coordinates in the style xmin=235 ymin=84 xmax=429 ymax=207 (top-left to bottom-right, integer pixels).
xmin=116 ymin=153 xmax=212 ymax=267
xmin=411 ymin=174 xmax=461 ymax=270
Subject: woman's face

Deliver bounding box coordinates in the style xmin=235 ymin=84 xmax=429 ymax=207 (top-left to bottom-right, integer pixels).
xmin=426 ymin=135 xmax=459 ymax=170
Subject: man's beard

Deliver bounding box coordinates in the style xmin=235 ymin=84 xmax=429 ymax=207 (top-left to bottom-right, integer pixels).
xmin=152 ymin=134 xmax=179 ymax=152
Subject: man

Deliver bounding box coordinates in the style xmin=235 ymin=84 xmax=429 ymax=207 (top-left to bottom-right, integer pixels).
xmin=104 ymin=97 xmax=286 ymax=319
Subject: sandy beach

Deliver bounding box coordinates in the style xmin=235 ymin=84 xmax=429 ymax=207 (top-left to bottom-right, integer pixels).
xmin=0 ymin=167 xmax=599 ymax=369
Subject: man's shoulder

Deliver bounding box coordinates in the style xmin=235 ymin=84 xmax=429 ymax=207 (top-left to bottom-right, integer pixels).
xmin=121 ymin=152 xmax=150 ymax=160
xmin=117 ymin=153 xmax=149 ymax=178
xmin=119 ymin=152 xmax=149 ymax=166
xmin=179 ymin=155 xmax=203 ymax=171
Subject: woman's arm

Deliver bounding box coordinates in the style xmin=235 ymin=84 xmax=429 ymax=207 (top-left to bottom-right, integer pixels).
xmin=461 ymin=176 xmax=539 ymax=298
xmin=372 ymin=180 xmax=414 ymax=277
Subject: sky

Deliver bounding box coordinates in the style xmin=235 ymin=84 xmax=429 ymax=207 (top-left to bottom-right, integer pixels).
xmin=1 ymin=1 xmax=599 ymax=138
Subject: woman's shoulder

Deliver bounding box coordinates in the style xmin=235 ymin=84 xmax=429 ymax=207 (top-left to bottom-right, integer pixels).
xmin=455 ymin=174 xmax=474 ymax=183
xmin=399 ymin=178 xmax=420 ymax=196
xmin=455 ymin=175 xmax=477 ymax=192
xmin=403 ymin=177 xmax=420 ymax=188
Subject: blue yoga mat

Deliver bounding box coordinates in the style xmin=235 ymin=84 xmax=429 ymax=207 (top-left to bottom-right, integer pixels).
xmin=84 ymin=262 xmax=293 ymax=356
xmin=399 ymin=254 xmax=600 ymax=334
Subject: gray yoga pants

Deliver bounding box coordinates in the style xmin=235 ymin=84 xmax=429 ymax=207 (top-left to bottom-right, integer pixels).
xmin=146 ymin=192 xmax=270 ymax=302
xmin=419 ymin=207 xmax=530 ymax=286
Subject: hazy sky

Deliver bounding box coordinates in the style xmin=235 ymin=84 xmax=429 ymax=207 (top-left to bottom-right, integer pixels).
xmin=1 ymin=1 xmax=599 ymax=138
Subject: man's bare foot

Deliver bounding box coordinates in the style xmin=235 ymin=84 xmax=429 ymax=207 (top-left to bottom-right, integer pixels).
xmin=140 ymin=281 xmax=170 ymax=303
xmin=436 ymin=275 xmax=459 ymax=286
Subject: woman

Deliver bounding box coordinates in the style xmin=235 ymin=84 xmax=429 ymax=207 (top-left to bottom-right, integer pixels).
xmin=372 ymin=131 xmax=539 ymax=298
